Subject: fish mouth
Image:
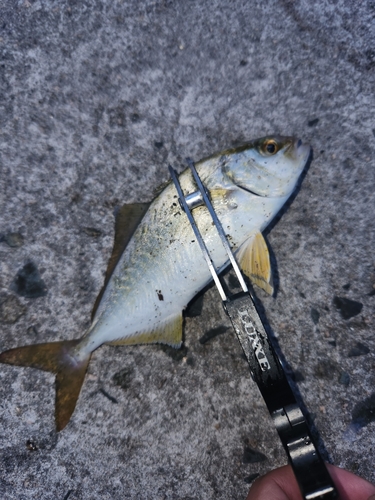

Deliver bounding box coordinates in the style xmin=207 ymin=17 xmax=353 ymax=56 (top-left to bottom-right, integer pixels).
xmin=237 ymin=184 xmax=264 ymax=197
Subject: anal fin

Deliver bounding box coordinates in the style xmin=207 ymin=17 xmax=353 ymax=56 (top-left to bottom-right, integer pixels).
xmin=107 ymin=313 xmax=183 ymax=349
xmin=237 ymin=231 xmax=274 ymax=295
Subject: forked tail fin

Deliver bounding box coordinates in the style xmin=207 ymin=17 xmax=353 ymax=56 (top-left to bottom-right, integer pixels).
xmin=0 ymin=340 xmax=91 ymax=431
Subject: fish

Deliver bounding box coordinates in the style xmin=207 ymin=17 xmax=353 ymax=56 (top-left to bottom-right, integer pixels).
xmin=0 ymin=135 xmax=310 ymax=431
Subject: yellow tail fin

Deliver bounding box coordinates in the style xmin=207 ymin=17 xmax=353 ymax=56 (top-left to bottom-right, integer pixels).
xmin=0 ymin=340 xmax=90 ymax=431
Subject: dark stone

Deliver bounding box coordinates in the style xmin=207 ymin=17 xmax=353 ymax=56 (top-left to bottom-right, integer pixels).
xmin=347 ymin=341 xmax=370 ymax=357
xmin=99 ymin=388 xmax=118 ymax=404
xmin=112 ymin=367 xmax=133 ymax=390
xmin=310 ymin=307 xmax=320 ymax=325
xmin=11 ymin=262 xmax=47 ymax=298
xmin=368 ymin=288 xmax=375 ymax=297
xmin=243 ymin=473 xmax=260 ymax=484
xmin=338 ymin=371 xmax=350 ymax=386
xmin=239 ymin=60 xmax=248 ymax=66
xmin=343 ymin=158 xmax=354 ymax=170
xmin=63 ymin=491 xmax=74 ymax=500
xmin=82 ymin=227 xmax=102 ymax=237
xmin=314 ymin=360 xmax=337 ymax=379
xmin=26 ymin=439 xmax=38 ymax=451
xmin=307 ymin=118 xmax=319 ymax=127
xmin=352 ymin=393 xmax=375 ymax=429
xmin=333 ymin=296 xmax=363 ymax=319
xmin=199 ymin=325 xmax=229 ymax=344
xmin=342 ymin=283 xmax=351 ymax=290
xmin=292 ymin=369 xmax=305 ymax=382
xmin=27 ymin=325 xmax=38 ymax=336
xmin=3 ymin=232 xmax=24 ymax=247
xmin=0 ymin=294 xmax=27 ymax=323
xmin=242 ymin=446 xmax=267 ymax=464
xmin=328 ymin=339 xmax=337 ymax=347
xmin=154 ymin=141 xmax=164 ymax=149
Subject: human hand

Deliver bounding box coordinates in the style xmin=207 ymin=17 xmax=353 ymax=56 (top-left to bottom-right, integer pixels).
xmin=246 ymin=464 xmax=375 ymax=500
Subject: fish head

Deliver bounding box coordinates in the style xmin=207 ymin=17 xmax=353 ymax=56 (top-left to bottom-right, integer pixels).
xmin=222 ymin=136 xmax=311 ymax=198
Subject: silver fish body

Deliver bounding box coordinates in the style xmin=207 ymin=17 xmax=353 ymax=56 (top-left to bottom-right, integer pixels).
xmin=78 ymin=136 xmax=310 ymax=356
xmin=0 ymin=135 xmax=310 ymax=430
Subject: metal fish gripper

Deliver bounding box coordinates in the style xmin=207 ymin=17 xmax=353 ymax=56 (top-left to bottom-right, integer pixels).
xmin=169 ymin=159 xmax=338 ymax=500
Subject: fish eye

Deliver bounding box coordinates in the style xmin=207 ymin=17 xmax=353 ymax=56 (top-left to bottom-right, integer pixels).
xmin=262 ymin=140 xmax=279 ymax=155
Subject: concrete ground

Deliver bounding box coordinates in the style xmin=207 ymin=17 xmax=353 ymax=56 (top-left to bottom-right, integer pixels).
xmin=0 ymin=0 xmax=374 ymax=498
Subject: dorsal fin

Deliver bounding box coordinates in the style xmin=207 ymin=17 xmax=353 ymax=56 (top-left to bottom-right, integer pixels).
xmin=237 ymin=231 xmax=274 ymax=295
xmin=92 ymin=203 xmax=150 ymax=319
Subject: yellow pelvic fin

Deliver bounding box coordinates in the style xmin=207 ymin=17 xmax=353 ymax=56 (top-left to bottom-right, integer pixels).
xmin=108 ymin=313 xmax=183 ymax=349
xmin=92 ymin=202 xmax=150 ymax=319
xmin=0 ymin=340 xmax=91 ymax=432
xmin=237 ymin=231 xmax=274 ymax=295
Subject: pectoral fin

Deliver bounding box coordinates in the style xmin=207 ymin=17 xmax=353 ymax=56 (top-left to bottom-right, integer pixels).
xmin=92 ymin=203 xmax=150 ymax=319
xmin=237 ymin=232 xmax=274 ymax=295
xmin=107 ymin=313 xmax=183 ymax=348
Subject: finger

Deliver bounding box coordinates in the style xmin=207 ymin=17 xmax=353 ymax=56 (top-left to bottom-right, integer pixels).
xmin=246 ymin=464 xmax=375 ymax=500
xmin=326 ymin=464 xmax=375 ymax=500
xmin=246 ymin=465 xmax=303 ymax=500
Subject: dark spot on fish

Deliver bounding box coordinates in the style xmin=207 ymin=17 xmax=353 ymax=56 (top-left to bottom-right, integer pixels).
xmin=348 ymin=341 xmax=370 ymax=357
xmin=351 ymin=393 xmax=375 ymax=429
xmin=308 ymin=118 xmax=319 ymax=127
xmin=333 ymin=296 xmax=363 ymax=319
xmin=199 ymin=325 xmax=229 ymax=344
xmin=342 ymin=283 xmax=351 ymax=290
xmin=26 ymin=439 xmax=38 ymax=451
xmin=157 ymin=290 xmax=164 ymax=301
xmin=82 ymin=227 xmax=102 ymax=237
xmin=310 ymin=307 xmax=320 ymax=324
xmin=244 ymin=473 xmax=260 ymax=484
xmin=112 ymin=367 xmax=133 ymax=389
xmin=242 ymin=446 xmax=267 ymax=464
xmin=99 ymin=388 xmax=118 ymax=404
xmin=154 ymin=141 xmax=164 ymax=149
xmin=11 ymin=262 xmax=47 ymax=299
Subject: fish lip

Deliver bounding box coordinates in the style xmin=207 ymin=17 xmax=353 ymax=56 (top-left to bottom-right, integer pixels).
xmin=236 ymin=184 xmax=264 ymax=197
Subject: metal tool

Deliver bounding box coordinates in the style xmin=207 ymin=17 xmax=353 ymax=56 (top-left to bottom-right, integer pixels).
xmin=169 ymin=159 xmax=338 ymax=500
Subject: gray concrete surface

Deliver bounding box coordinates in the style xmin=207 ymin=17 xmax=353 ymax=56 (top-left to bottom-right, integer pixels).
xmin=0 ymin=0 xmax=374 ymax=498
